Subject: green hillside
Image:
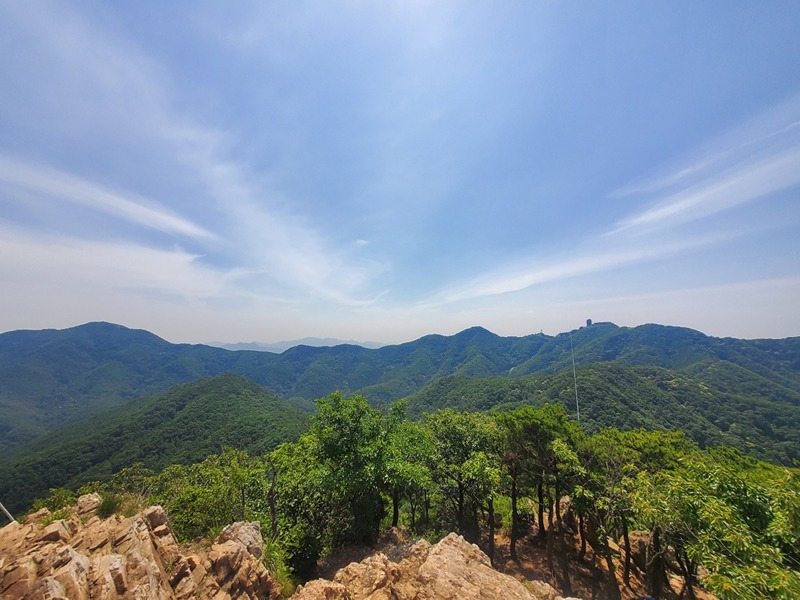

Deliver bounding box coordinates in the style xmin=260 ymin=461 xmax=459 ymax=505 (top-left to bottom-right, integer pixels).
xmin=0 ymin=322 xmax=274 ymax=449
xmin=2 ymin=321 xmax=799 ymax=455
xmin=0 ymin=374 xmax=309 ymax=514
xmin=404 ymin=362 xmax=800 ymax=466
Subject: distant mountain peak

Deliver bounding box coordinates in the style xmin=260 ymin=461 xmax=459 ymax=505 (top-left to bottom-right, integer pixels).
xmin=208 ymin=337 xmax=384 ymax=353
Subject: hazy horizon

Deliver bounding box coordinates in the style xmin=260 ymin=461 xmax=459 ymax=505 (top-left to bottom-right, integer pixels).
xmin=2 ymin=2 xmax=799 ymax=345
xmin=1 ymin=318 xmax=796 ymax=349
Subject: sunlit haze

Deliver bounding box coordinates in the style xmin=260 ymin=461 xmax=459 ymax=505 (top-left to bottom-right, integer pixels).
xmin=1 ymin=2 xmax=799 ymax=344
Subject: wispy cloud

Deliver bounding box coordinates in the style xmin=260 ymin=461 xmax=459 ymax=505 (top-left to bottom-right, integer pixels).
xmin=0 ymin=226 xmax=224 ymax=300
xmin=612 ymin=146 xmax=800 ymax=234
xmin=418 ymin=96 xmax=800 ymax=308
xmin=0 ymin=156 xmax=214 ymax=240
xmin=421 ymin=236 xmax=721 ymax=307
xmin=610 ymin=95 xmax=800 ymax=235
xmin=0 ymin=2 xmax=382 ymax=306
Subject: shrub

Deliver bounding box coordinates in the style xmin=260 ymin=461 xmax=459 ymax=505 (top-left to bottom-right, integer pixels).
xmin=97 ymin=494 xmax=122 ymax=519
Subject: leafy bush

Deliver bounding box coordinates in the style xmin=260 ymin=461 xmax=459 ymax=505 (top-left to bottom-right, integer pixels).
xmin=97 ymin=494 xmax=122 ymax=519
xmin=32 ymin=487 xmax=75 ymax=512
xmin=262 ymin=535 xmax=297 ymax=597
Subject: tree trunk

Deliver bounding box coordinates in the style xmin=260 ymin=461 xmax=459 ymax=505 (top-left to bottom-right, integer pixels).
xmin=267 ymin=459 xmax=278 ymax=539
xmin=510 ymin=475 xmax=519 ymax=560
xmin=537 ymin=474 xmax=546 ymax=538
xmin=546 ymin=481 xmax=554 ymax=531
xmin=602 ymin=545 xmax=622 ymax=600
xmin=622 ymin=516 xmax=631 ymax=586
xmin=487 ymin=497 xmax=495 ymax=566
xmin=558 ymin=529 xmax=573 ymax=597
xmin=457 ymin=483 xmax=465 ymax=534
xmin=554 ymin=468 xmax=562 ymax=529
xmin=578 ymin=513 xmax=586 ymax=559
xmin=646 ymin=526 xmax=666 ymax=599
xmin=586 ymin=515 xmax=621 ymax=600
xmin=546 ymin=519 xmax=555 ymax=576
xmin=677 ymin=548 xmax=696 ymax=600
xmin=391 ymin=488 xmax=400 ymax=528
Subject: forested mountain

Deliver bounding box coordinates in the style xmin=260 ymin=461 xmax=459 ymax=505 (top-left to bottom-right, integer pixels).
xmin=405 ymin=362 xmax=800 ymax=466
xmin=1 ymin=321 xmax=799 ymax=452
xmin=0 ymin=374 xmax=309 ymax=513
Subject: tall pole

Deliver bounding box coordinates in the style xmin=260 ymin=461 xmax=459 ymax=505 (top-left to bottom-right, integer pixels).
xmin=0 ymin=500 xmax=16 ymax=524
xmin=569 ymin=330 xmax=580 ymax=422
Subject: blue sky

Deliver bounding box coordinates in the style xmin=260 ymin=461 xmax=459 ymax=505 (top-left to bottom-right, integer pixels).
xmin=1 ymin=1 xmax=799 ymax=344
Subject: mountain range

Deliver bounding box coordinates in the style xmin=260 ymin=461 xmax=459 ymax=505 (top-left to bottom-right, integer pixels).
xmin=1 ymin=320 xmax=799 ymax=512
xmin=207 ymin=337 xmax=385 ymax=353
xmin=0 ymin=373 xmax=309 ymax=513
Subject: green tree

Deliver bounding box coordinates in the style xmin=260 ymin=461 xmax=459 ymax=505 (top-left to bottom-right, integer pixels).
xmin=633 ymin=452 xmax=800 ymax=600
xmin=384 ymin=411 xmax=435 ymax=530
xmin=151 ymin=448 xmax=266 ymax=541
xmin=424 ymin=409 xmax=498 ymax=543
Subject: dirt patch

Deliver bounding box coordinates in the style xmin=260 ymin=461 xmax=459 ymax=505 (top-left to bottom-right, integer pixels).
xmin=491 ymin=526 xmax=717 ymax=600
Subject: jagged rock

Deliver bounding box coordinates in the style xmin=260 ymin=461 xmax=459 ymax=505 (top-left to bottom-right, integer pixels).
xmin=293 ymin=532 xmax=580 ymax=600
xmin=27 ymin=576 xmax=66 ymax=600
xmin=76 ymin=494 xmax=102 ymax=515
xmin=25 ymin=509 xmax=51 ymax=525
xmin=52 ymin=550 xmax=90 ymax=600
xmin=38 ymin=520 xmax=73 ymax=544
xmin=0 ymin=500 xmax=280 ymax=600
xmin=334 ymin=553 xmax=401 ymax=597
xmin=143 ymin=506 xmax=169 ymax=530
xmin=293 ymin=579 xmax=350 ymax=599
xmin=415 ymin=533 xmax=536 ymax=599
xmin=215 ymin=521 xmax=264 ymax=559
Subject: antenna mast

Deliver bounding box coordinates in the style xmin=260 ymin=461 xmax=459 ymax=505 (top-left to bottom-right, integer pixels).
xmin=569 ymin=330 xmax=580 ymax=422
xmin=0 ymin=500 xmax=16 ymax=524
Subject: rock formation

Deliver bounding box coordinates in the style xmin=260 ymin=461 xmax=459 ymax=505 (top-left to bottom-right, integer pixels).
xmin=293 ymin=532 xmax=581 ymax=600
xmin=0 ymin=494 xmax=280 ymax=600
xmin=2 ymin=495 xmax=588 ymax=600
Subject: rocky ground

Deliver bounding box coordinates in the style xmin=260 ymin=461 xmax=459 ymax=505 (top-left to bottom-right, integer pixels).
xmin=294 ymin=531 xmax=579 ymax=600
xmin=1 ymin=495 xmax=718 ymax=600
xmin=0 ymin=494 xmax=280 ymax=600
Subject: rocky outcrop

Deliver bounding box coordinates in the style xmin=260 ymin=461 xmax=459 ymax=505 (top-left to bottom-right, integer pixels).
xmin=293 ymin=533 xmax=581 ymax=600
xmin=0 ymin=495 xmax=281 ymax=600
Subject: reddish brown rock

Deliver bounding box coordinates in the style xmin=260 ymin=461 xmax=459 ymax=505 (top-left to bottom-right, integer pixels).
xmin=0 ymin=498 xmax=280 ymax=600
xmin=292 ymin=579 xmax=350 ymax=599
xmin=293 ymin=533 xmax=582 ymax=600
xmin=76 ymin=494 xmax=102 ymax=516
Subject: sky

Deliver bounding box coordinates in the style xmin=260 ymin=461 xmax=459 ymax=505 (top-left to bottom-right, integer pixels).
xmin=1 ymin=1 xmax=799 ymax=345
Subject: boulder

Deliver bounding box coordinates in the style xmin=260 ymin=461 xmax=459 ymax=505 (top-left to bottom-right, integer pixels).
xmin=292 ymin=532 xmax=579 ymax=600
xmin=76 ymin=494 xmax=102 ymax=515
xmin=215 ymin=521 xmax=264 ymax=559
xmin=0 ymin=504 xmax=281 ymax=600
xmin=333 ymin=553 xmax=401 ymax=597
xmin=293 ymin=579 xmax=350 ymax=599
xmin=143 ymin=506 xmax=169 ymax=530
xmin=38 ymin=520 xmax=73 ymax=544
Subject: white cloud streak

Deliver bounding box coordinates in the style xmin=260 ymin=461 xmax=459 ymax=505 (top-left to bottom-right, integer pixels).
xmin=422 ymin=237 xmax=719 ymax=307
xmin=611 ymin=94 xmax=800 ymax=234
xmin=0 ymin=226 xmax=224 ymax=300
xmin=0 ymin=156 xmax=214 ymax=240
xmin=612 ymin=146 xmax=800 ymax=234
xmin=425 ymin=97 xmax=800 ymax=308
xmin=0 ymin=2 xmax=382 ymax=307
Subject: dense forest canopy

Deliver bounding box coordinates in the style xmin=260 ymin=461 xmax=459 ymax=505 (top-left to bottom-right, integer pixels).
xmin=3 ymin=322 xmax=800 ymax=598
xmin=24 ymin=393 xmax=800 ymax=600
xmin=2 ymin=321 xmax=799 ymax=453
